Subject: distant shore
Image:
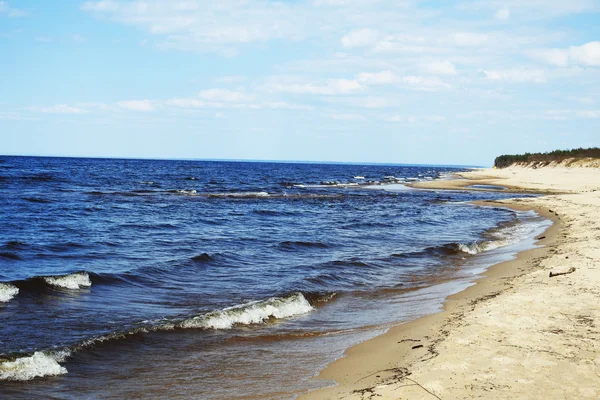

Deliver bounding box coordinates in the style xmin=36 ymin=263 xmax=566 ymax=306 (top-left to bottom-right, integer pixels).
xmin=301 ymin=165 xmax=600 ymax=399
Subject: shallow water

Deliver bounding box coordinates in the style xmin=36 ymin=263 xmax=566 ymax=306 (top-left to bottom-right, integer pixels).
xmin=0 ymin=156 xmax=548 ymax=398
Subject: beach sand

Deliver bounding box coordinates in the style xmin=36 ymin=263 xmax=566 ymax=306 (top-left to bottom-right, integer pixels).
xmin=300 ymin=165 xmax=600 ymax=399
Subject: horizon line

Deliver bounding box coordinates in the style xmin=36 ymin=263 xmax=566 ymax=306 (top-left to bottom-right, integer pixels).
xmin=0 ymin=153 xmax=485 ymax=169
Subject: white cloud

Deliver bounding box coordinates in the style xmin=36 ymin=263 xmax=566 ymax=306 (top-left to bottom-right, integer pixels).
xmin=530 ymin=42 xmax=600 ymax=67
xmin=0 ymin=111 xmax=28 ymax=120
xmin=457 ymin=0 xmax=599 ymax=20
xmin=0 ymin=1 xmax=26 ymax=17
xmin=372 ymin=35 xmax=442 ymax=54
xmin=567 ymin=96 xmax=594 ymax=105
xmin=329 ymin=113 xmax=366 ymax=121
xmin=495 ymin=9 xmax=510 ymax=20
xmin=166 ymin=97 xmax=313 ymax=111
xmin=482 ymin=68 xmax=546 ymax=83
xmin=543 ymin=109 xmax=600 ymax=120
xmin=261 ymin=101 xmax=314 ymax=110
xmin=82 ymin=0 xmax=309 ymax=54
xmin=450 ymin=32 xmax=489 ymax=47
xmin=117 ymin=100 xmax=155 ymax=111
xmin=166 ymin=98 xmax=207 ymax=108
xmin=30 ymin=104 xmax=89 ymax=114
xmin=422 ymin=60 xmax=457 ymax=75
xmin=528 ymin=48 xmax=569 ymax=67
xmin=356 ymin=70 xmax=399 ymax=85
xmin=383 ymin=114 xmax=445 ymax=123
xmin=401 ymin=75 xmax=451 ymax=90
xmin=268 ymin=79 xmax=364 ymax=95
xmin=577 ymin=110 xmax=600 ymax=118
xmin=569 ymin=42 xmax=600 ymax=66
xmin=81 ymin=1 xmax=120 ymax=12
xmin=341 ymin=29 xmax=379 ymax=48
xmin=361 ymin=96 xmax=394 ymax=108
xmin=198 ymin=89 xmax=254 ymax=102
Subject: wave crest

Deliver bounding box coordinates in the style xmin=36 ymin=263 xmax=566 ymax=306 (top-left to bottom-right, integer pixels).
xmin=0 ymin=352 xmax=67 ymax=381
xmin=180 ymin=293 xmax=313 ymax=330
xmin=43 ymin=272 xmax=92 ymax=290
xmin=0 ymin=283 xmax=19 ymax=303
xmin=457 ymin=242 xmax=487 ymax=255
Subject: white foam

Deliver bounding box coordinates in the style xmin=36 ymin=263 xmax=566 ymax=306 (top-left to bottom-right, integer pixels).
xmin=0 ymin=283 xmax=19 ymax=303
xmin=354 ymin=176 xmax=365 ymax=179
xmin=44 ymin=272 xmax=92 ymax=290
xmin=0 ymin=352 xmax=67 ymax=381
xmin=458 ymin=242 xmax=486 ymax=255
xmin=177 ymin=189 xmax=198 ymax=195
xmin=180 ymin=293 xmax=313 ymax=330
xmin=458 ymin=211 xmax=551 ymax=256
xmin=242 ymin=191 xmax=269 ymax=197
xmin=209 ymin=191 xmax=270 ymax=198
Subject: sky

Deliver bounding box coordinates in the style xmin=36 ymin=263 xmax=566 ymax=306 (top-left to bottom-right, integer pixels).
xmin=1 ymin=0 xmax=599 ymax=166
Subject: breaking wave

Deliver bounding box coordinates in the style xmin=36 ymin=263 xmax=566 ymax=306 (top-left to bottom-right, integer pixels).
xmin=175 ymin=189 xmax=198 ymax=195
xmin=0 ymin=283 xmax=19 ymax=303
xmin=0 ymin=292 xmax=325 ymax=381
xmin=0 ymin=352 xmax=67 ymax=381
xmin=207 ymin=191 xmax=270 ymax=198
xmin=43 ymin=272 xmax=92 ymax=290
xmin=179 ymin=293 xmax=313 ymax=329
xmin=456 ymin=241 xmax=503 ymax=255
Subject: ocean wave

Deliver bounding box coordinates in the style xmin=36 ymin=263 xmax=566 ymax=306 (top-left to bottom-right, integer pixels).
xmin=0 ymin=352 xmax=67 ymax=381
xmin=0 ymin=292 xmax=333 ymax=381
xmin=2 ymin=240 xmax=28 ymax=249
xmin=21 ymin=197 xmax=52 ymax=204
xmin=391 ymin=215 xmax=549 ymax=260
xmin=0 ymin=283 xmax=19 ymax=302
xmin=20 ymin=174 xmax=55 ymax=182
xmin=179 ymin=293 xmax=313 ymax=329
xmin=43 ymin=272 xmax=92 ymax=290
xmin=190 ymin=253 xmax=214 ymax=262
xmin=279 ymin=241 xmax=330 ymax=250
xmin=0 ymin=252 xmax=22 ymax=260
xmin=457 ymin=242 xmax=488 ymax=255
xmin=253 ymin=209 xmax=298 ymax=217
xmin=206 ymin=191 xmax=270 ymax=198
xmin=175 ymin=189 xmax=198 ymax=195
xmin=392 ymin=241 xmax=488 ymax=259
xmin=294 ymin=183 xmax=363 ymax=189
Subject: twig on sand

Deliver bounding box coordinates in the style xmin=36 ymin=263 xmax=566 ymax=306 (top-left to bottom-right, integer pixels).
xmin=402 ymin=378 xmax=442 ymax=400
xmin=549 ymin=267 xmax=576 ymax=277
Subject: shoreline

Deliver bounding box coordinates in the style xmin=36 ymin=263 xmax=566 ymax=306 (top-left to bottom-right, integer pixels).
xmin=300 ymin=166 xmax=600 ymax=399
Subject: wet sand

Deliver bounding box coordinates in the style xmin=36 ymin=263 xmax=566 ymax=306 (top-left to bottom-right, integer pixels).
xmin=301 ymin=165 xmax=600 ymax=399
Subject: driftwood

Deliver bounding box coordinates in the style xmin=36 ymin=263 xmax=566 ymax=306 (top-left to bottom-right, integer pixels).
xmin=549 ymin=267 xmax=576 ymax=278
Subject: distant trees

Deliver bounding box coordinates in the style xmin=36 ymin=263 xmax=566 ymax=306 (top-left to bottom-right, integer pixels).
xmin=494 ymin=147 xmax=600 ymax=168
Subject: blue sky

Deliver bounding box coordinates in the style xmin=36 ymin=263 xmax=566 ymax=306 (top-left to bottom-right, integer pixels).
xmin=1 ymin=0 xmax=599 ymax=166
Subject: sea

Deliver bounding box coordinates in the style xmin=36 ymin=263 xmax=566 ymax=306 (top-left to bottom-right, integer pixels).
xmin=0 ymin=156 xmax=551 ymax=399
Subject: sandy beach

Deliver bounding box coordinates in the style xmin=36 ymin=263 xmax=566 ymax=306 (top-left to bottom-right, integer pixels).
xmin=301 ymin=164 xmax=600 ymax=399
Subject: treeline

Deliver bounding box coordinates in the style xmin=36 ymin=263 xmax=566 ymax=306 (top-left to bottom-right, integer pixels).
xmin=494 ymin=147 xmax=600 ymax=168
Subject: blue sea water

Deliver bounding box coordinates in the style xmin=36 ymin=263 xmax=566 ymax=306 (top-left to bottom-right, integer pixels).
xmin=0 ymin=156 xmax=549 ymax=398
